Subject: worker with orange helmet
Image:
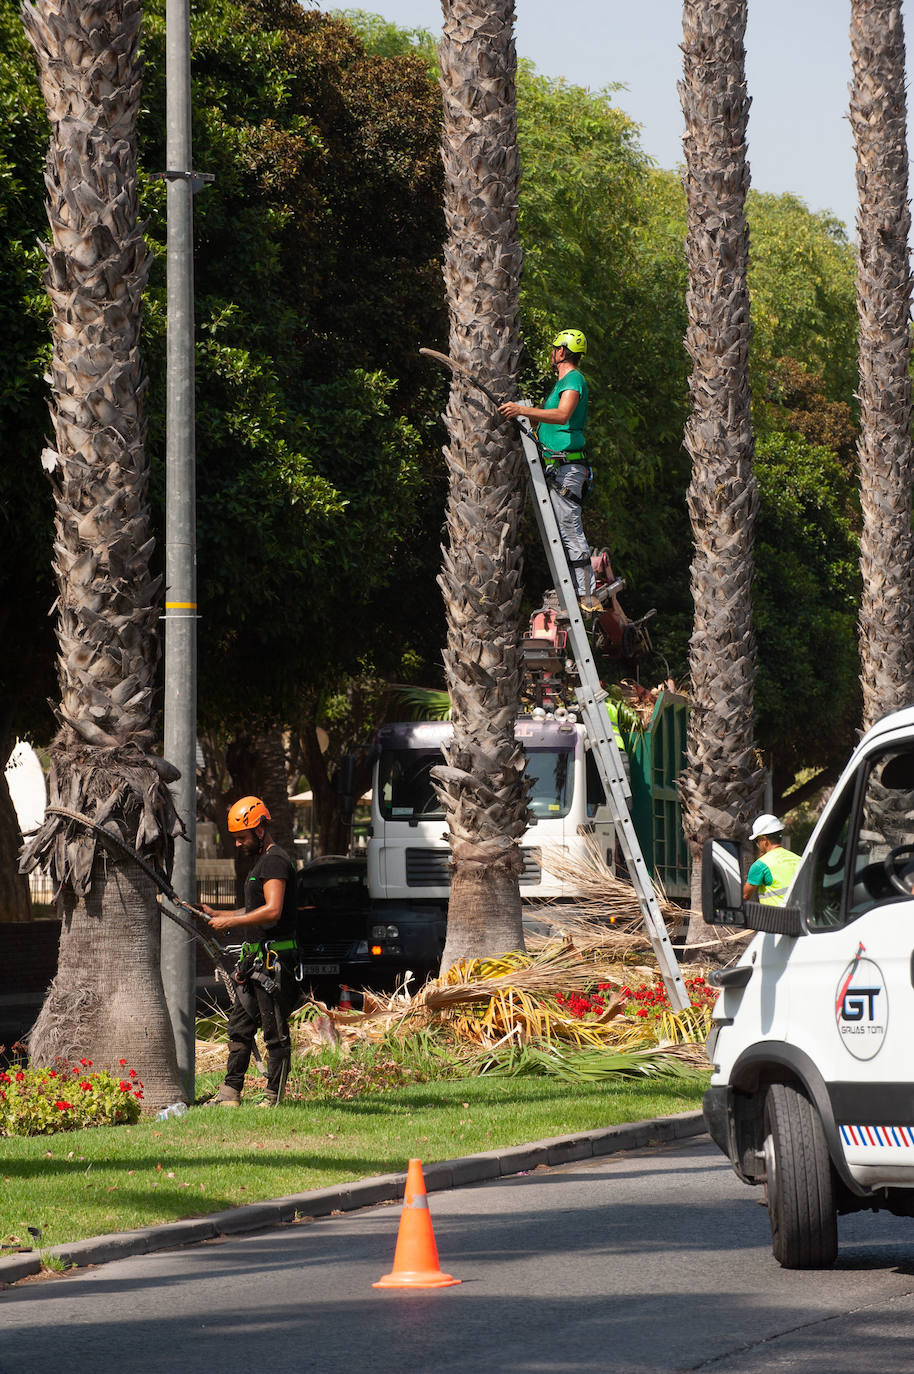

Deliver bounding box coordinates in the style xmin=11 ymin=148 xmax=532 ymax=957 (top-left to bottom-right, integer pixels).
xmin=201 ymin=796 xmax=298 ymax=1107
xmin=498 ymin=328 xmax=602 ymax=614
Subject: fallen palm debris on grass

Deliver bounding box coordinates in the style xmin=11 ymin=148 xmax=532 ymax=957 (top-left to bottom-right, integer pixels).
xmin=196 ymin=940 xmax=716 ymax=1097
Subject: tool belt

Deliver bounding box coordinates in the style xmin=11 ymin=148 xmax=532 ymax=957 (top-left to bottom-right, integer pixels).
xmin=234 ymin=937 xmax=298 ymax=993
xmin=543 ymin=449 xmax=588 ymax=464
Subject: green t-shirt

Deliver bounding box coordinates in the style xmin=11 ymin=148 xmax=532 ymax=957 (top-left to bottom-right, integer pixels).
xmin=538 ymin=370 xmax=588 ymax=456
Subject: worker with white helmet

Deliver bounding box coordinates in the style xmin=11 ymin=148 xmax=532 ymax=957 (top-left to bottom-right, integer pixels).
xmin=743 ymin=814 xmax=801 ymax=906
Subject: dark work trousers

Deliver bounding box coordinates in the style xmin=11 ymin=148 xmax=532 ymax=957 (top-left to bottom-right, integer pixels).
xmin=548 ymin=463 xmax=594 ymax=597
xmin=224 ymin=959 xmax=298 ymax=1097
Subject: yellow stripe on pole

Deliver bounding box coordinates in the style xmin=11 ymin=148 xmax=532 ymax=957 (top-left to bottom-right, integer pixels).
xmin=165 ymin=601 xmax=197 ymax=609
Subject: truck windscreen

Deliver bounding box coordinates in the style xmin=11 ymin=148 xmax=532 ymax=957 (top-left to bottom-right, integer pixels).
xmin=525 ymin=747 xmax=573 ymax=819
xmin=378 ymin=745 xmax=574 ymax=822
xmin=378 ymin=749 xmax=445 ymax=820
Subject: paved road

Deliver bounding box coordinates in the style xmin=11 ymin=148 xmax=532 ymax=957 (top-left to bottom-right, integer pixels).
xmin=3 ymin=1139 xmax=914 ymax=1373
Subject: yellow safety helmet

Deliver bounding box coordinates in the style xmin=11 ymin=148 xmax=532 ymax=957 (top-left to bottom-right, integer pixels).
xmin=551 ymin=328 xmax=587 ymax=356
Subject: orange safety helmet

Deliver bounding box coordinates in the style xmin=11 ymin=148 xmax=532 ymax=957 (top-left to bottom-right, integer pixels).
xmin=227 ymin=795 xmax=271 ymax=833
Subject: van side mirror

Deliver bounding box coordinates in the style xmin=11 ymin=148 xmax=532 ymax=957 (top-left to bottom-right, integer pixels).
xmin=701 ymin=836 xmax=803 ymax=937
xmin=702 ymin=838 xmax=745 ymax=925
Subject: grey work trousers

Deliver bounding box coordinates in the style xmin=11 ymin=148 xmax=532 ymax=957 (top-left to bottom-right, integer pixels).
xmin=549 ymin=463 xmax=593 ymax=597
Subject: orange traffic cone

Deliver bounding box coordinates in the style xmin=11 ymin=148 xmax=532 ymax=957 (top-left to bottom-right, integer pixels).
xmin=338 ymin=984 xmax=353 ymax=1012
xmin=373 ymin=1159 xmax=461 ymax=1289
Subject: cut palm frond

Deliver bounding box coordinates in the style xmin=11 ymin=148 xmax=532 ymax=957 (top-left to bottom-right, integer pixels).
xmin=475 ymin=1040 xmax=704 ymax=1081
xmin=529 ymin=832 xmax=682 ymax=941
xmin=389 ymin=685 xmax=451 ymax=720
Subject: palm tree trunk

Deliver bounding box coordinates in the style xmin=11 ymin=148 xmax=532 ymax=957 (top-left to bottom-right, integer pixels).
xmin=850 ymin=0 xmax=914 ymax=731
xmin=19 ymin=0 xmax=183 ymax=1106
xmin=679 ymin=0 xmax=764 ymax=943
xmin=435 ymin=0 xmax=528 ymax=971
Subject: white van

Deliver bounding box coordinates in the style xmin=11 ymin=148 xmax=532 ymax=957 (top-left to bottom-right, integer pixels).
xmin=703 ymin=707 xmax=914 ymax=1268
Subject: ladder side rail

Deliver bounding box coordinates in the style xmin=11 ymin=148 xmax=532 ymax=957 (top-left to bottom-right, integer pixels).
xmin=576 ymin=694 xmax=689 ymax=1011
xmin=520 ymin=429 xmax=629 ymax=797
xmin=519 ymin=428 xmax=689 ymax=1013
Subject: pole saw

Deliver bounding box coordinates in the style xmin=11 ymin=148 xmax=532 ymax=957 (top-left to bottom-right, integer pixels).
xmin=46 ymin=805 xmax=238 ymax=1004
xmin=418 ymin=347 xmax=545 ymax=451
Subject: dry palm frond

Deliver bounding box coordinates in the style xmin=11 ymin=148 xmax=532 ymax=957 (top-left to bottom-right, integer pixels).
xmin=529 ymin=832 xmax=682 ymax=940
xmin=195 ymin=1038 xmax=229 ymax=1074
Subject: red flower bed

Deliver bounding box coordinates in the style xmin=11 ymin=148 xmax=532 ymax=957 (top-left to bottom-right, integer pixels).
xmin=555 ymin=975 xmax=717 ymax=1022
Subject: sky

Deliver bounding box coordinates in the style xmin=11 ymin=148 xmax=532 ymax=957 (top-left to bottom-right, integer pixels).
xmin=332 ymin=0 xmax=913 ymax=237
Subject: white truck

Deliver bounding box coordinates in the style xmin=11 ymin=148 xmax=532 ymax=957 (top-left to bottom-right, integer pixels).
xmin=365 ymin=715 xmax=617 ymax=976
xmin=702 ymin=707 xmax=914 ymax=1268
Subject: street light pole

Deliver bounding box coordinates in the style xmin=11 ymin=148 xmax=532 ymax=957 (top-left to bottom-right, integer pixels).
xmin=161 ymin=0 xmax=198 ymax=1098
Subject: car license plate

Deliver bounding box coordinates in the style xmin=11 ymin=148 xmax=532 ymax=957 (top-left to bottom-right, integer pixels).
xmin=300 ymin=963 xmax=340 ymax=975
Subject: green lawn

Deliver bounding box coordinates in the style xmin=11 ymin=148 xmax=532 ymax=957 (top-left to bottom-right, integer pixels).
xmin=1 ymin=1074 xmax=705 ymax=1251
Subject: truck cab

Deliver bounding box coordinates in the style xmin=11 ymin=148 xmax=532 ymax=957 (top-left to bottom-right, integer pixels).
xmin=703 ymin=707 xmax=914 ymax=1268
xmin=370 ymin=716 xmax=616 ymax=902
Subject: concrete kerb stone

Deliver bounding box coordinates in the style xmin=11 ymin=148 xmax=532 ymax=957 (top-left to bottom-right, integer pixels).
xmin=0 ymin=1110 xmax=707 ymax=1286
xmin=0 ymin=1253 xmax=41 ymax=1285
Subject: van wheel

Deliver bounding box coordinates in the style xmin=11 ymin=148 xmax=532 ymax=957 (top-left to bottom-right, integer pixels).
xmin=763 ymin=1082 xmax=838 ymax=1269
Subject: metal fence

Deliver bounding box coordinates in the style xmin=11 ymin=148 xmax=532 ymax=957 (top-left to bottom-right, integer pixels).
xmin=28 ymin=871 xmax=238 ymax=910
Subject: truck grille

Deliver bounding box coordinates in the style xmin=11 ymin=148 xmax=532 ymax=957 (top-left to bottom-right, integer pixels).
xmin=296 ymin=941 xmax=352 ymax=960
xmin=405 ymin=847 xmax=542 ymax=887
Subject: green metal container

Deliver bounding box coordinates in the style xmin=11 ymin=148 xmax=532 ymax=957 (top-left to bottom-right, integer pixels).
xmin=624 ymin=691 xmax=691 ymax=900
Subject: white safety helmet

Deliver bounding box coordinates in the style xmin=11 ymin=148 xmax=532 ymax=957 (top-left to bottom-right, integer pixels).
xmin=749 ymin=813 xmax=783 ymax=842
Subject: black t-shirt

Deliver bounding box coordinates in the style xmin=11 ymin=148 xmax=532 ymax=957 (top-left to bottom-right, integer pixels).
xmin=244 ymin=844 xmax=296 ymax=941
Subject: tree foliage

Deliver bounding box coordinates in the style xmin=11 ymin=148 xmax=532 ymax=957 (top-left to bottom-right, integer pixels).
xmin=0 ymin=0 xmax=868 ymax=837
xmin=137 ymin=0 xmax=449 ymax=726
xmin=753 ymin=433 xmax=861 ymax=796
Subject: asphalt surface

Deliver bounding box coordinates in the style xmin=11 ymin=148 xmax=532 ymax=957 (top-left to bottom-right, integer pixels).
xmin=0 ymin=1110 xmax=706 ymax=1284
xmin=4 ymin=1134 xmax=914 ymax=1372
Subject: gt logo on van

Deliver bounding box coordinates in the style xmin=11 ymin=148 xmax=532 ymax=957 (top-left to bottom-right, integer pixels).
xmin=835 ymin=945 xmax=887 ymax=1061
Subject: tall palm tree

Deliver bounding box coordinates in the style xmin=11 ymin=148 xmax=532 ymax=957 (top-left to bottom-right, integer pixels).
xmin=19 ymin=0 xmax=183 ymax=1107
xmin=850 ymin=0 xmax=914 ymax=732
xmin=434 ymin=0 xmax=528 ymax=970
xmin=679 ymin=0 xmax=764 ymax=937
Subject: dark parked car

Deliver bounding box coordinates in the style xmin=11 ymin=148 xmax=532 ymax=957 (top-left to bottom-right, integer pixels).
xmin=295 ymin=855 xmax=422 ymax=998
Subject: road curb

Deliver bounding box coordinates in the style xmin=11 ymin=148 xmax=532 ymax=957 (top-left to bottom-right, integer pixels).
xmin=0 ymin=1109 xmax=706 ymax=1286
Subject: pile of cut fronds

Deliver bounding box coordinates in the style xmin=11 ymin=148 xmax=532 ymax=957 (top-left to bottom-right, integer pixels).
xmin=194 ymin=946 xmax=716 ymax=1087
xmin=618 ymin=677 xmax=687 ymax=729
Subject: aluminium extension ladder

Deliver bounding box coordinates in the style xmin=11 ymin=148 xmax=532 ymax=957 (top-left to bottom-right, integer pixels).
xmin=517 ymin=426 xmax=690 ymax=1013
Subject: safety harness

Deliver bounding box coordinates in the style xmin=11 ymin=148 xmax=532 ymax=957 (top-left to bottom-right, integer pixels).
xmin=544 ymin=453 xmax=592 ymax=506
xmin=235 ymin=937 xmax=299 ymax=993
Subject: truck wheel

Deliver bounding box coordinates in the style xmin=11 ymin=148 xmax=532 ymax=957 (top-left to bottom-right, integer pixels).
xmin=763 ymin=1082 xmax=838 ymax=1269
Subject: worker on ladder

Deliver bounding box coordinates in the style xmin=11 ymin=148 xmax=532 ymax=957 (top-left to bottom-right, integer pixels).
xmin=499 ymin=328 xmax=602 ymax=614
